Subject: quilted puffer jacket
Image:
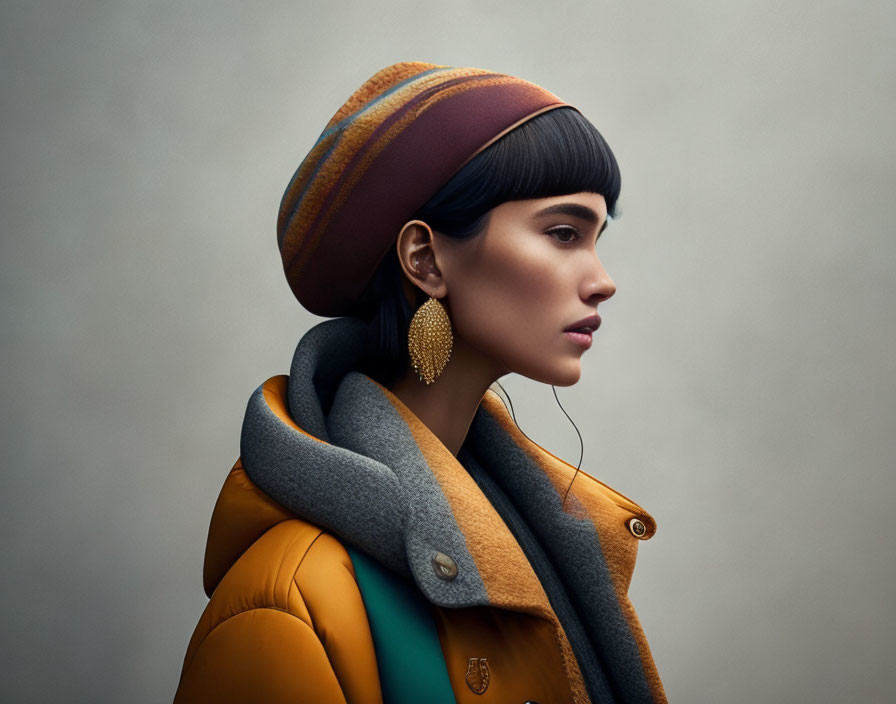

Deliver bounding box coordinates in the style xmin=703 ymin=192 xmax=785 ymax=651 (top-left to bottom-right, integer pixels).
xmin=173 ymin=316 xmax=666 ymax=703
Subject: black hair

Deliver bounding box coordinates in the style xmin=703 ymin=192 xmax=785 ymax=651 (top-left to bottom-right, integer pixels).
xmin=357 ymin=106 xmax=621 ymax=388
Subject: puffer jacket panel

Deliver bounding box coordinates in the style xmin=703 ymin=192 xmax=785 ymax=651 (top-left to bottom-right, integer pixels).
xmin=175 ymin=514 xmax=383 ymax=704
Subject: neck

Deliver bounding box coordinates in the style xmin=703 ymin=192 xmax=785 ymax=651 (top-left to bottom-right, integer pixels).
xmin=387 ymin=336 xmax=508 ymax=457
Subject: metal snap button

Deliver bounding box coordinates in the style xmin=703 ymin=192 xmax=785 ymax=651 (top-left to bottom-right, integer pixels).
xmin=432 ymin=551 xmax=458 ymax=580
xmin=628 ymin=517 xmax=648 ymax=539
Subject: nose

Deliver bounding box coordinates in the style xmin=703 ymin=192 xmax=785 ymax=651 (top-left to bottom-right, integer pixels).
xmin=581 ymin=251 xmax=616 ymax=304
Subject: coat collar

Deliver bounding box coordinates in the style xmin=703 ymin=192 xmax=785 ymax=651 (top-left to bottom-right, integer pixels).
xmin=238 ymin=316 xmax=663 ymax=703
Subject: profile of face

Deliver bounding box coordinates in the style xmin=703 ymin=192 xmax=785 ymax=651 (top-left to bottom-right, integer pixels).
xmin=398 ymin=191 xmax=616 ymax=387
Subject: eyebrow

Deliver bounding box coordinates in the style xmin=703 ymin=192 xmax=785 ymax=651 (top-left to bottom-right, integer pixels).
xmin=533 ymin=203 xmax=609 ymax=235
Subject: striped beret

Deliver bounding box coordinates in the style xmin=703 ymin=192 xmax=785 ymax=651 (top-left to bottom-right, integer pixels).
xmin=276 ymin=61 xmax=574 ymax=317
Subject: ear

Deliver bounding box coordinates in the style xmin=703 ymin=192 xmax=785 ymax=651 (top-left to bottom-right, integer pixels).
xmin=395 ymin=220 xmax=449 ymax=302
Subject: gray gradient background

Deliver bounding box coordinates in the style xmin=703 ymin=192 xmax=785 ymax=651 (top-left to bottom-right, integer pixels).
xmin=2 ymin=1 xmax=893 ymax=702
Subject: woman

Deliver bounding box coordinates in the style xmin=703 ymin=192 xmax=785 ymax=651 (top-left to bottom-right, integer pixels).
xmin=174 ymin=62 xmax=666 ymax=704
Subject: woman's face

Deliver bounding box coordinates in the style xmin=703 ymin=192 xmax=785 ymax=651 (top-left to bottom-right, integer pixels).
xmin=437 ymin=191 xmax=616 ymax=386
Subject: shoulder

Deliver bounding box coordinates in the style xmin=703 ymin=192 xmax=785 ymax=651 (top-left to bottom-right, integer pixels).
xmin=175 ymin=518 xmax=382 ymax=704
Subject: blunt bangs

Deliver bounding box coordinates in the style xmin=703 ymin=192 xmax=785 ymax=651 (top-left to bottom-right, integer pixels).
xmin=415 ymin=106 xmax=621 ymax=237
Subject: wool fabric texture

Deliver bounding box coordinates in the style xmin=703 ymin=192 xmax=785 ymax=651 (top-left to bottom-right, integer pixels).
xmin=276 ymin=61 xmax=575 ymax=317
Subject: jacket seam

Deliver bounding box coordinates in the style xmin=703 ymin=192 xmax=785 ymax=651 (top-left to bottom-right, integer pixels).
xmin=199 ymin=604 xmax=305 ymax=643
xmin=275 ymin=525 xmax=324 ymax=602
xmin=286 ymin=529 xmax=328 ymax=633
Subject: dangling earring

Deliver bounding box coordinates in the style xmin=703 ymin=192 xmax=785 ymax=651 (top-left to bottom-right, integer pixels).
xmin=408 ymin=296 xmax=453 ymax=384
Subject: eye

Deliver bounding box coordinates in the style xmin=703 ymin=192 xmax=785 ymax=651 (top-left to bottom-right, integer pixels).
xmin=547 ymin=226 xmax=580 ymax=244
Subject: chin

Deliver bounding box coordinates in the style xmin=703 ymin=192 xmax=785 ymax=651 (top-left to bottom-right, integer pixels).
xmin=553 ymin=369 xmax=582 ymax=387
xmin=522 ymin=361 xmax=581 ymax=387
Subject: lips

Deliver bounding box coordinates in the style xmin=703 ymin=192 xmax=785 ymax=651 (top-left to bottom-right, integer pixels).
xmin=564 ymin=314 xmax=601 ymax=333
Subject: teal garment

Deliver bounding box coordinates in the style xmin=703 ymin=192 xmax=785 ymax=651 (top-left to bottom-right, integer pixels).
xmin=345 ymin=544 xmax=457 ymax=704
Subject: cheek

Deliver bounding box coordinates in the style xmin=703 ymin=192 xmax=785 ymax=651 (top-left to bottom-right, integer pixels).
xmin=448 ymin=245 xmax=564 ymax=357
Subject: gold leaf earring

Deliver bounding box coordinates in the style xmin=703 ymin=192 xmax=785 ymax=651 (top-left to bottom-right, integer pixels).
xmin=408 ymin=296 xmax=453 ymax=385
